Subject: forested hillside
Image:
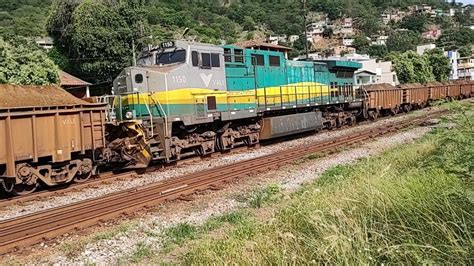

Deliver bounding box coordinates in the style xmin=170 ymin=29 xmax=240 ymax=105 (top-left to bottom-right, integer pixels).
xmin=0 ymin=0 xmax=470 ymax=85
xmin=0 ymin=0 xmax=52 ymax=37
xmin=1 ymin=0 xmax=452 ymax=41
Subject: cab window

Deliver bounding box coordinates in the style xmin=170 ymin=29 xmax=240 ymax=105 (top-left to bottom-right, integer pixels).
xmin=211 ymin=53 xmax=220 ymax=67
xmin=156 ymin=49 xmax=186 ymax=65
xmin=192 ymin=51 xmax=199 ymax=66
xmin=269 ymin=55 xmax=280 ymax=67
xmin=252 ymin=54 xmax=264 ymax=66
xmin=202 ymin=53 xmax=211 ymax=68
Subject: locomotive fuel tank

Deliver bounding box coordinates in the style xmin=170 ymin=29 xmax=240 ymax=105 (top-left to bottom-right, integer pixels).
xmin=259 ymin=111 xmax=324 ymax=140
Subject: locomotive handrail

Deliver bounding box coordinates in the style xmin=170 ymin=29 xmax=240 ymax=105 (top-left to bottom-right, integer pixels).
xmin=143 ymin=98 xmax=154 ymax=138
xmin=148 ymin=93 xmax=169 ymax=139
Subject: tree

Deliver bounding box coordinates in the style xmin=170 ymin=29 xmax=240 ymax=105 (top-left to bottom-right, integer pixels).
xmin=424 ymin=48 xmax=451 ymax=82
xmin=386 ymin=30 xmax=422 ymax=53
xmin=398 ymin=14 xmax=429 ymax=33
xmin=367 ymin=45 xmax=388 ymax=59
xmin=322 ymin=27 xmax=333 ymax=38
xmin=242 ymin=16 xmax=256 ymax=31
xmin=0 ymin=38 xmax=59 ymax=85
xmin=47 ymin=0 xmax=148 ymax=84
xmin=358 ymin=14 xmax=383 ymax=36
xmin=458 ymin=46 xmax=472 ymax=58
xmin=352 ymin=35 xmax=370 ymax=54
xmin=437 ymin=28 xmax=474 ymax=51
xmin=387 ymin=51 xmax=435 ymax=84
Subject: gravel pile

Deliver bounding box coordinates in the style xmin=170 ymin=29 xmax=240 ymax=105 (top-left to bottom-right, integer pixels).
xmin=20 ymin=124 xmax=433 ymax=265
xmin=0 ymin=84 xmax=88 ymax=108
xmin=0 ymin=107 xmax=441 ymax=221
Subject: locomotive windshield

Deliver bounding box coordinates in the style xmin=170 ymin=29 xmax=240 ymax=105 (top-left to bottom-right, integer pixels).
xmin=156 ymin=49 xmax=186 ymax=65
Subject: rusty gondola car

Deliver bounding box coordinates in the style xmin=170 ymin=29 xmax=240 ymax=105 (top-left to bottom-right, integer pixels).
xmin=363 ymin=81 xmax=473 ymax=119
xmin=0 ymin=85 xmax=107 ymax=195
xmin=427 ymin=82 xmax=448 ymax=101
xmin=363 ymin=83 xmax=402 ymax=119
xmin=399 ymin=83 xmax=430 ymax=109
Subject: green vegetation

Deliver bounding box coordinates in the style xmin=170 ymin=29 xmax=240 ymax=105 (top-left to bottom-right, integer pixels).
xmin=0 ymin=38 xmax=58 ymax=85
xmin=248 ymin=183 xmax=282 ymax=208
xmin=437 ymin=27 xmax=474 ymax=51
xmin=159 ymin=103 xmax=474 ymax=264
xmin=47 ymin=0 xmax=143 ymax=84
xmin=130 ymin=241 xmax=153 ymax=263
xmin=0 ymin=0 xmax=51 ymax=37
xmin=387 ymin=48 xmax=451 ymax=83
xmin=1 ymin=0 xmax=464 ymax=85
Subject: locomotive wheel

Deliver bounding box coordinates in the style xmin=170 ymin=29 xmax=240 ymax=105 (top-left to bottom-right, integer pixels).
xmin=73 ymin=171 xmax=92 ymax=183
xmin=12 ymin=183 xmax=39 ymax=196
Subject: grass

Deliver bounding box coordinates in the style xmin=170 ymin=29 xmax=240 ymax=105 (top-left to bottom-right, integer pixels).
xmin=130 ymin=241 xmax=153 ymax=263
xmin=247 ymin=183 xmax=281 ymax=208
xmin=175 ymin=102 xmax=474 ymax=264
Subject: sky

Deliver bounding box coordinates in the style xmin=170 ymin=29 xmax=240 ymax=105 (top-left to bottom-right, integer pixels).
xmin=459 ymin=0 xmax=474 ymax=4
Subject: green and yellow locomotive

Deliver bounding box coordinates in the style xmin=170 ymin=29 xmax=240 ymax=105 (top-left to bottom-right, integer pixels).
xmin=108 ymin=40 xmax=362 ymax=167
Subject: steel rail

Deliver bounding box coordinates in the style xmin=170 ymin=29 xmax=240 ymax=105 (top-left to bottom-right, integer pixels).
xmin=0 ymin=111 xmax=446 ymax=254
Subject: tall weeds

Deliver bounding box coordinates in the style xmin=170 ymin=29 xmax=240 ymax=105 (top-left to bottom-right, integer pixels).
xmin=181 ymin=103 xmax=474 ymax=264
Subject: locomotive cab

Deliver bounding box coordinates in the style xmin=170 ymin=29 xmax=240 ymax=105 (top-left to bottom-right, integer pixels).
xmin=112 ymin=40 xmax=228 ymax=121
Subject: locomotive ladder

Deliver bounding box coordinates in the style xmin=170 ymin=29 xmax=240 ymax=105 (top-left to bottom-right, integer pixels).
xmin=145 ymin=94 xmax=168 ymax=160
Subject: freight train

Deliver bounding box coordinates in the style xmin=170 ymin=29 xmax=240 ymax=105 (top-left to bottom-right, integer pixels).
xmin=1 ymin=40 xmax=473 ymax=195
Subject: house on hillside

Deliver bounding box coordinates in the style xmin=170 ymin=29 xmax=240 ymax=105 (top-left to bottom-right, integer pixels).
xmin=59 ymin=70 xmax=92 ymax=98
xmin=35 ymin=37 xmax=54 ymax=50
xmin=380 ymin=10 xmax=406 ymax=25
xmin=371 ymin=35 xmax=388 ymax=46
xmin=422 ymin=28 xmax=442 ymax=40
xmin=288 ymin=35 xmax=300 ymax=44
xmin=267 ymin=34 xmax=287 ymax=45
xmin=306 ymin=21 xmax=326 ymax=41
xmin=416 ymin=43 xmax=436 ymax=55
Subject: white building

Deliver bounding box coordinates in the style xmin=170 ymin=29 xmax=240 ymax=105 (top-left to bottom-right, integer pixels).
xmin=328 ymin=53 xmax=371 ymax=62
xmin=447 ymin=50 xmax=459 ymax=80
xmin=267 ymin=34 xmax=287 ymax=45
xmin=342 ymin=38 xmax=354 ymax=46
xmin=457 ymin=56 xmax=474 ymax=80
xmin=35 ymin=37 xmax=54 ymax=50
xmin=306 ymin=21 xmax=325 ymax=40
xmin=288 ymin=35 xmax=300 ymax=43
xmin=371 ymin=35 xmax=388 ymax=46
xmin=416 ymin=43 xmax=437 ymax=55
xmin=354 ymin=59 xmax=399 ymax=87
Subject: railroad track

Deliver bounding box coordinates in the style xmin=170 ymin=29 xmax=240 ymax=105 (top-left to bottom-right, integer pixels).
xmin=0 ymin=110 xmax=446 ymax=254
xmin=0 ymin=146 xmax=257 ymax=208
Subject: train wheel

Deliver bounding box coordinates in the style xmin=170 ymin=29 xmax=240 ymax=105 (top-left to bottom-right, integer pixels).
xmin=74 ymin=171 xmax=92 ymax=183
xmin=74 ymin=159 xmax=93 ymax=183
xmin=12 ymin=183 xmax=39 ymax=196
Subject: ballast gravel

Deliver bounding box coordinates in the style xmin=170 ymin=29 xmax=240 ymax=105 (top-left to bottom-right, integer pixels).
xmin=3 ymin=123 xmax=433 ymax=264
xmin=0 ymin=107 xmax=439 ymax=221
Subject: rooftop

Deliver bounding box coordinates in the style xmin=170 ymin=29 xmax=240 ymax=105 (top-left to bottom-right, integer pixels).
xmin=59 ymin=70 xmax=91 ymax=87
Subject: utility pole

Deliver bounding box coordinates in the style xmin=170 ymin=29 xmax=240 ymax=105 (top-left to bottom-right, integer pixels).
xmin=303 ymin=0 xmax=309 ymax=60
xmin=132 ymin=38 xmax=137 ymax=67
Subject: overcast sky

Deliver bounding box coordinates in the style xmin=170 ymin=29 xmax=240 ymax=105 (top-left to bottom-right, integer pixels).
xmin=459 ymin=0 xmax=474 ymax=4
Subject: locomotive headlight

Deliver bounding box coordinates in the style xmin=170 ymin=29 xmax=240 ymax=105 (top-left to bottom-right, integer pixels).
xmin=125 ymin=111 xmax=133 ymax=119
